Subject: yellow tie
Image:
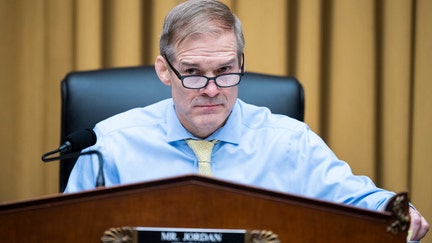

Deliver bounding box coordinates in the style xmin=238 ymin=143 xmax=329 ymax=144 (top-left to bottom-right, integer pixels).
xmin=186 ymin=139 xmax=218 ymax=176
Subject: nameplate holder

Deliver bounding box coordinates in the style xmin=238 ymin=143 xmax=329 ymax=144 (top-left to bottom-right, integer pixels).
xmin=101 ymin=226 xmax=280 ymax=243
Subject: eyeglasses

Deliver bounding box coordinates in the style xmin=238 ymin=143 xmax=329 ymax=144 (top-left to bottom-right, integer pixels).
xmin=163 ymin=54 xmax=244 ymax=89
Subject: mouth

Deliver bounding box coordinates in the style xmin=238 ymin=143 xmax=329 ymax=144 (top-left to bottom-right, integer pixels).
xmin=192 ymin=97 xmax=225 ymax=111
xmin=196 ymin=104 xmax=220 ymax=108
xmin=194 ymin=103 xmax=223 ymax=113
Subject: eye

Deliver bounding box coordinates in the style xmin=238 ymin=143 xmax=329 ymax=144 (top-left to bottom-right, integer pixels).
xmin=183 ymin=68 xmax=201 ymax=75
xmin=216 ymin=66 xmax=231 ymax=75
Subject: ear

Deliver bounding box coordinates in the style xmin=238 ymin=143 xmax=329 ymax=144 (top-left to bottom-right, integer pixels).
xmin=155 ymin=55 xmax=172 ymax=86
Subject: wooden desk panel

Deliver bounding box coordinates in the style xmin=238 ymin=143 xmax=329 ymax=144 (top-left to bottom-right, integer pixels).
xmin=0 ymin=175 xmax=408 ymax=242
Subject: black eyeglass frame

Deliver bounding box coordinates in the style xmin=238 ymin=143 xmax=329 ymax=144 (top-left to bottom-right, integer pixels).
xmin=163 ymin=53 xmax=245 ymax=89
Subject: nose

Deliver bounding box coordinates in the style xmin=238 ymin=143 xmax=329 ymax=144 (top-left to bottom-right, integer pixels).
xmin=200 ymin=79 xmax=220 ymax=97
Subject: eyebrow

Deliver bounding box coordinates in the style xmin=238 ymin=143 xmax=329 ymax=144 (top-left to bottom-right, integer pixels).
xmin=179 ymin=58 xmax=237 ymax=69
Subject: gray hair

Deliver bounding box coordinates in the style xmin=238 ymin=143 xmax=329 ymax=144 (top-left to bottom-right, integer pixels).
xmin=160 ymin=0 xmax=245 ymax=63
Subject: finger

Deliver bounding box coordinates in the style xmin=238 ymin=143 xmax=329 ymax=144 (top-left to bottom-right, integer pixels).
xmin=415 ymin=216 xmax=429 ymax=240
xmin=409 ymin=209 xmax=430 ymax=241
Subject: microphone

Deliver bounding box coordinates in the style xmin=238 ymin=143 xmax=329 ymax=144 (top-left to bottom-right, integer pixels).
xmin=58 ymin=129 xmax=97 ymax=153
xmin=42 ymin=129 xmax=105 ymax=187
xmin=42 ymin=129 xmax=97 ymax=162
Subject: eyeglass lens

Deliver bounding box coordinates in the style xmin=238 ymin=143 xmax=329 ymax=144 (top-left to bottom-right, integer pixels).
xmin=182 ymin=74 xmax=241 ymax=89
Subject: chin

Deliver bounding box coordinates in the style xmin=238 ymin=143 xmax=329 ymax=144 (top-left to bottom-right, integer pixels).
xmin=196 ymin=116 xmax=226 ymax=131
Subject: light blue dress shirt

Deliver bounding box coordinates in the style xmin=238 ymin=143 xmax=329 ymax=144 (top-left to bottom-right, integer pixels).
xmin=65 ymin=98 xmax=394 ymax=210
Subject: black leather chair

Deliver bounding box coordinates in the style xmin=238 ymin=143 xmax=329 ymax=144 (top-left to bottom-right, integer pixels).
xmin=59 ymin=65 xmax=304 ymax=192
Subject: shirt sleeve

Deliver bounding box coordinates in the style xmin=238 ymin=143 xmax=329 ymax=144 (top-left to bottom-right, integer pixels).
xmin=63 ymin=147 xmax=101 ymax=193
xmin=290 ymin=125 xmax=395 ymax=211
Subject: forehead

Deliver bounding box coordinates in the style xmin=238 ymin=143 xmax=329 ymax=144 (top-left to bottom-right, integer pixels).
xmin=175 ymin=32 xmax=238 ymax=65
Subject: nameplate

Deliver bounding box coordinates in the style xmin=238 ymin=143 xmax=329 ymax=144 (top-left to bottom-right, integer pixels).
xmin=101 ymin=226 xmax=279 ymax=243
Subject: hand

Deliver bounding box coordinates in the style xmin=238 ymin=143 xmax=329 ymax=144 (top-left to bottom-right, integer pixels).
xmin=408 ymin=207 xmax=429 ymax=241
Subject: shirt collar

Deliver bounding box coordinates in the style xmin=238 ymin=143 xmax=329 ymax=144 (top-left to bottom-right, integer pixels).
xmin=166 ymin=99 xmax=242 ymax=145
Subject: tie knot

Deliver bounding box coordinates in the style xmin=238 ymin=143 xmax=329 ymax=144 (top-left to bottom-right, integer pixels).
xmin=186 ymin=139 xmax=218 ymax=176
xmin=186 ymin=139 xmax=217 ymax=162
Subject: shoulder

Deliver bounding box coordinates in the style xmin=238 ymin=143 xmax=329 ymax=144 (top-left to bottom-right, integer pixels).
xmin=94 ymin=98 xmax=173 ymax=136
xmin=236 ymin=99 xmax=308 ymax=134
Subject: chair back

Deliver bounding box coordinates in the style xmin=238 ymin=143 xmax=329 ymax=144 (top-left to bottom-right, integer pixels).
xmin=59 ymin=66 xmax=304 ymax=191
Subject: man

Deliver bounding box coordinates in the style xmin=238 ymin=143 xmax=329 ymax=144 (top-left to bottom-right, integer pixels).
xmin=65 ymin=0 xmax=428 ymax=240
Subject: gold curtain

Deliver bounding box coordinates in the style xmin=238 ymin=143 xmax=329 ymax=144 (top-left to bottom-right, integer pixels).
xmin=1 ymin=0 xmax=431 ymax=240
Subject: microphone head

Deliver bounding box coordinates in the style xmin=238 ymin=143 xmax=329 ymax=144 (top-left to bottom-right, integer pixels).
xmin=64 ymin=129 xmax=97 ymax=152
